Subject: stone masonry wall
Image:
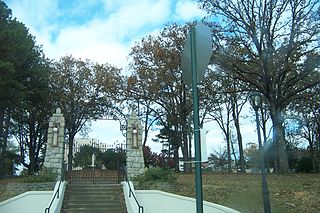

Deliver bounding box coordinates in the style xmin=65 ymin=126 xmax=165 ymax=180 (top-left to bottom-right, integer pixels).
xmin=126 ymin=149 xmax=145 ymax=179
xmin=0 ymin=182 xmax=55 ymax=202
xmin=126 ymin=112 xmax=145 ymax=179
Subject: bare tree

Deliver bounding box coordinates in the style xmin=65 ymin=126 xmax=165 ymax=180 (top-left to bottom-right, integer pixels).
xmin=199 ymin=0 xmax=320 ymax=173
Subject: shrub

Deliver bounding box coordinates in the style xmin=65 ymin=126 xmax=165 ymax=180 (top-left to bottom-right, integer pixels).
xmin=296 ymin=157 xmax=313 ymax=173
xmin=22 ymin=168 xmax=57 ymax=183
xmin=101 ymin=149 xmax=126 ymax=170
xmin=134 ymin=167 xmax=176 ymax=184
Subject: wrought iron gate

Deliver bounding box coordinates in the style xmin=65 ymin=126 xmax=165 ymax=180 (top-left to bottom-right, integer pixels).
xmin=64 ymin=140 xmax=126 ymax=183
xmin=65 ymin=161 xmax=125 ymax=183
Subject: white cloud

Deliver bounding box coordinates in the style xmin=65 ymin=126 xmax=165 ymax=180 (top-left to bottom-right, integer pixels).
xmin=6 ymin=0 xmax=207 ymax=68
xmin=6 ymin=0 xmax=176 ymax=67
xmin=105 ymin=0 xmax=171 ymax=30
xmin=174 ymin=0 xmax=207 ymax=21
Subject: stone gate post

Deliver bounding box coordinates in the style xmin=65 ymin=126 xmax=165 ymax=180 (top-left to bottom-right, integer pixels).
xmin=126 ymin=112 xmax=145 ymax=179
xmin=44 ymin=108 xmax=65 ymax=180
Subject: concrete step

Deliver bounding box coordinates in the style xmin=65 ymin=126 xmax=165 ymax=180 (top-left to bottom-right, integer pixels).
xmin=65 ymin=194 xmax=119 ymax=200
xmin=67 ymin=183 xmax=122 ymax=188
xmin=66 ymin=188 xmax=122 ymax=193
xmin=61 ymin=207 xmax=126 ymax=213
xmin=65 ymin=189 xmax=122 ymax=194
xmin=67 ymin=184 xmax=121 ymax=190
xmin=67 ymin=183 xmax=121 ymax=186
xmin=62 ymin=182 xmax=126 ymax=213
xmin=64 ymin=202 xmax=125 ymax=208
xmin=63 ymin=196 xmax=125 ymax=203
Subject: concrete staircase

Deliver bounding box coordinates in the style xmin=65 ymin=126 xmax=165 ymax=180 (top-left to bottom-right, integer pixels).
xmin=61 ymin=182 xmax=127 ymax=213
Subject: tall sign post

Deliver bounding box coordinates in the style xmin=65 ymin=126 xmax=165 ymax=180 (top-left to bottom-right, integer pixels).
xmin=181 ymin=22 xmax=212 ymax=213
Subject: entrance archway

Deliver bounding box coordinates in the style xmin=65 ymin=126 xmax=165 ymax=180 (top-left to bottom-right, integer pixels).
xmin=64 ymin=118 xmax=127 ymax=183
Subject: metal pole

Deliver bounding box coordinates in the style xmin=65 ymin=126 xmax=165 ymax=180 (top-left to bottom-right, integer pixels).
xmin=254 ymin=109 xmax=271 ymax=213
xmin=190 ymin=26 xmax=203 ymax=213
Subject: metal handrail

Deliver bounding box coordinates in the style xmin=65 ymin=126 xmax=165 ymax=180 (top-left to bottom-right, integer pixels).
xmin=45 ymin=160 xmax=66 ymax=213
xmin=127 ymin=179 xmax=144 ymax=213
xmin=121 ymin=160 xmax=144 ymax=213
xmin=45 ymin=178 xmax=63 ymax=213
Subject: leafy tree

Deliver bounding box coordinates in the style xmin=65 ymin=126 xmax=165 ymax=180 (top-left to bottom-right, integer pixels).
xmin=128 ymin=24 xmax=194 ymax=172
xmin=50 ymin=56 xmax=121 ymax=170
xmin=143 ymin=145 xmax=162 ymax=168
xmin=296 ymin=156 xmax=313 ymax=173
xmin=153 ymin=122 xmax=182 ymax=171
xmin=101 ymin=149 xmax=126 ymax=170
xmin=289 ymin=85 xmax=320 ymax=172
xmin=199 ymin=0 xmax=320 ymax=174
xmin=2 ymin=140 xmax=20 ymax=177
xmin=244 ymin=143 xmax=260 ymax=170
xmin=13 ymin=58 xmax=51 ymax=174
xmin=0 ymin=1 xmax=49 ymax=176
xmin=73 ymin=145 xmax=103 ymax=169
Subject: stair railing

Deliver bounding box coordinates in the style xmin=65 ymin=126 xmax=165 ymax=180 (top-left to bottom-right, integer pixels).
xmin=45 ymin=178 xmax=63 ymax=213
xmin=117 ymin=145 xmax=143 ymax=213
xmin=45 ymin=164 xmax=65 ymax=213
xmin=127 ymin=179 xmax=144 ymax=213
xmin=122 ymin=161 xmax=144 ymax=213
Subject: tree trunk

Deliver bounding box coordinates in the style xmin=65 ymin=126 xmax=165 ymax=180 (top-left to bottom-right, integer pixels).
xmin=0 ymin=108 xmax=5 ymax=178
xmin=230 ymin=93 xmax=245 ymax=173
xmin=230 ymin=139 xmax=237 ymax=170
xmin=260 ymin=106 xmax=270 ymax=172
xmin=188 ymin=134 xmax=192 ymax=164
xmin=142 ymin=105 xmax=149 ymax=147
xmin=67 ymin=131 xmax=76 ymax=171
xmin=226 ymin=136 xmax=232 ymax=173
xmin=0 ymin=112 xmax=10 ymax=178
xmin=28 ymin=144 xmax=36 ymax=174
xmin=270 ymin=105 xmax=289 ymax=174
xmin=28 ymin=121 xmax=37 ymax=174
xmin=273 ymin=146 xmax=279 ymax=173
xmin=174 ymin=147 xmax=179 ymax=172
xmin=181 ymin=85 xmax=191 ymax=173
xmin=232 ymin=107 xmax=245 ymax=173
xmin=0 ymin=107 xmax=4 ymax=146
xmin=182 ymin=122 xmax=191 ymax=173
xmin=182 ymin=140 xmax=190 ymax=173
xmin=314 ymin=125 xmax=320 ymax=172
xmin=307 ymin=138 xmax=316 ymax=172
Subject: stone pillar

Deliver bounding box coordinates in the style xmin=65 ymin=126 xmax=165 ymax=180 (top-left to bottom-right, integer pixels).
xmin=44 ymin=108 xmax=65 ymax=180
xmin=126 ymin=112 xmax=145 ymax=179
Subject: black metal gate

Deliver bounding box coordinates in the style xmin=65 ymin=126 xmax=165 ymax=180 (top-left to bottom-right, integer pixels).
xmin=65 ymin=163 xmax=125 ymax=183
xmin=64 ymin=140 xmax=126 ymax=183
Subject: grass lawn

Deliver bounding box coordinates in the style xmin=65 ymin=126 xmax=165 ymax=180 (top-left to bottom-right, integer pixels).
xmin=139 ymin=172 xmax=320 ymax=213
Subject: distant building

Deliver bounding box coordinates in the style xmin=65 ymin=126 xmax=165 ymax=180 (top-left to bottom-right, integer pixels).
xmin=73 ymin=138 xmax=126 ymax=152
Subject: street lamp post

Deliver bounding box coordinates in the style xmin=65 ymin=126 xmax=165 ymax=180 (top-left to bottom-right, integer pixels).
xmin=249 ymin=92 xmax=271 ymax=213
